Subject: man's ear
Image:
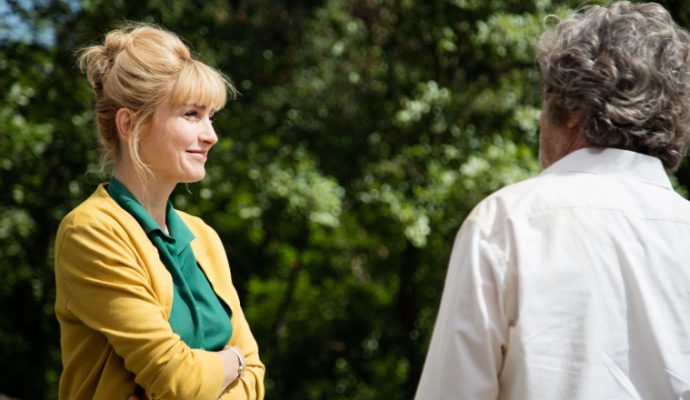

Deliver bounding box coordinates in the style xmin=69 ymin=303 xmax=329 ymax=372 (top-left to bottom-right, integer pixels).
xmin=565 ymin=111 xmax=589 ymax=150
xmin=565 ymin=111 xmax=581 ymax=130
xmin=115 ymin=108 xmax=134 ymax=143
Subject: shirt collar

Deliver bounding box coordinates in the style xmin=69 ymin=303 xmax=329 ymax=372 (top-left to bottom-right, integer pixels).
xmin=107 ymin=178 xmax=195 ymax=251
xmin=166 ymin=202 xmax=195 ymax=250
xmin=540 ymin=147 xmax=673 ymax=190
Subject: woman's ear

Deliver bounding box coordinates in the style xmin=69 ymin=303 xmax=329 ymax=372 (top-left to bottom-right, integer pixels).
xmin=115 ymin=108 xmax=134 ymax=143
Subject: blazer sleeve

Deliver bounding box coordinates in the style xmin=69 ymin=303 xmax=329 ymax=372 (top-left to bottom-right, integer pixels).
xmin=195 ymin=224 xmax=265 ymax=400
xmin=218 ymin=278 xmax=265 ymax=400
xmin=56 ymin=221 xmax=225 ymax=400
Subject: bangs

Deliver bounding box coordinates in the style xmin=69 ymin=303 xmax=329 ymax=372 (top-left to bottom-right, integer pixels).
xmin=167 ymin=60 xmax=233 ymax=111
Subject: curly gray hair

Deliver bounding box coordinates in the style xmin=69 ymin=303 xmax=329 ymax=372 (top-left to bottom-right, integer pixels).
xmin=536 ymin=1 xmax=690 ymax=171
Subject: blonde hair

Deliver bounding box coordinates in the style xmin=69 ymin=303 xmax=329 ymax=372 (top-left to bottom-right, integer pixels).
xmin=78 ymin=23 xmax=235 ymax=176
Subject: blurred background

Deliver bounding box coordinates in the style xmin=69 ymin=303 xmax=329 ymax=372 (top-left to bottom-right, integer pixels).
xmin=2 ymin=0 xmax=690 ymax=399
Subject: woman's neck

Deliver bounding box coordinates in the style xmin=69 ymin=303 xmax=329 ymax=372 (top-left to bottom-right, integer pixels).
xmin=113 ymin=164 xmax=175 ymax=233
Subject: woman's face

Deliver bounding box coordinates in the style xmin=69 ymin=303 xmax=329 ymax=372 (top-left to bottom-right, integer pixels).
xmin=139 ymin=101 xmax=219 ymax=186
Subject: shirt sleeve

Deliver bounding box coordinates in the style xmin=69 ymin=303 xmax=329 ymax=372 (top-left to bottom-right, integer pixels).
xmin=415 ymin=218 xmax=515 ymax=400
xmin=56 ymin=222 xmax=225 ymax=400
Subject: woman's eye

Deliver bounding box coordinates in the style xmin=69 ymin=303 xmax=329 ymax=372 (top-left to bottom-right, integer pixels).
xmin=209 ymin=113 xmax=216 ymax=122
xmin=184 ymin=110 xmax=198 ymax=118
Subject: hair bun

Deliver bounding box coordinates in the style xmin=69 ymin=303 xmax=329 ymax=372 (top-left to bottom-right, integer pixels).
xmin=103 ymin=29 xmax=129 ymax=54
xmin=78 ymin=46 xmax=111 ymax=92
xmin=79 ymin=29 xmax=135 ymax=92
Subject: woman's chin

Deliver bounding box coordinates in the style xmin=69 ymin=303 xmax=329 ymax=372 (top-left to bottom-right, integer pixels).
xmin=180 ymin=172 xmax=206 ymax=184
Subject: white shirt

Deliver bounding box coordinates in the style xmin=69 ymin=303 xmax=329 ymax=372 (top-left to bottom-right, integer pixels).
xmin=416 ymin=148 xmax=690 ymax=400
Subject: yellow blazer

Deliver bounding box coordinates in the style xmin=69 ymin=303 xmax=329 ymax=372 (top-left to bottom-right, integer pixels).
xmin=54 ymin=185 xmax=265 ymax=400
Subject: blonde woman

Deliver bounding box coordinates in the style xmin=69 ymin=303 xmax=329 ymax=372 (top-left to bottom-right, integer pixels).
xmin=54 ymin=24 xmax=264 ymax=399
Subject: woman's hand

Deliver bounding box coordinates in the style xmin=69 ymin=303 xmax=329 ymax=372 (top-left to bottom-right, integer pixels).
xmin=227 ymin=346 xmax=246 ymax=380
xmin=216 ymin=346 xmax=245 ymax=397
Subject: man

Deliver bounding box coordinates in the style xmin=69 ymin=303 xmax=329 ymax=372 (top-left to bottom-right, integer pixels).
xmin=416 ymin=2 xmax=690 ymax=399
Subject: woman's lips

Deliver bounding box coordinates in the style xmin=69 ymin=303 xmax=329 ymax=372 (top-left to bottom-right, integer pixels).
xmin=186 ymin=150 xmax=208 ymax=159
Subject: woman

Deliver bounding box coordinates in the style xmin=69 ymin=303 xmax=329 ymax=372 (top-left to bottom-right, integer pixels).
xmin=54 ymin=24 xmax=264 ymax=399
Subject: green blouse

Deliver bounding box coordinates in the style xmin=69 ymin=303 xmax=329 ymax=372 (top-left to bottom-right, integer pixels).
xmin=106 ymin=178 xmax=232 ymax=351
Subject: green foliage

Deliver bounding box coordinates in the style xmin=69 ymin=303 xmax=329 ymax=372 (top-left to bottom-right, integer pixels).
xmin=2 ymin=0 xmax=690 ymax=399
